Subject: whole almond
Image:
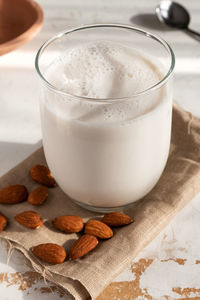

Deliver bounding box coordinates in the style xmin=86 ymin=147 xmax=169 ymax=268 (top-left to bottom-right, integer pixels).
xmin=84 ymin=219 xmax=113 ymax=239
xmin=0 ymin=185 xmax=28 ymax=204
xmin=52 ymin=215 xmax=84 ymax=233
xmin=32 ymin=243 xmax=66 ymax=264
xmin=28 ymin=186 xmax=48 ymax=205
xmin=30 ymin=165 xmax=56 ymax=187
xmin=0 ymin=212 xmax=7 ymax=232
xmin=15 ymin=211 xmax=43 ymax=229
xmin=69 ymin=234 xmax=98 ymax=260
xmin=101 ymin=212 xmax=133 ymax=227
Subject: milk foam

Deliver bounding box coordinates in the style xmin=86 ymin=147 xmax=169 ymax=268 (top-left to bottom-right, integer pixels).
xmin=45 ymin=42 xmax=165 ymax=124
xmin=47 ymin=41 xmax=162 ymax=99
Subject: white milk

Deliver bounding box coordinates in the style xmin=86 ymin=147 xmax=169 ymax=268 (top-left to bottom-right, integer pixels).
xmin=40 ymin=42 xmax=172 ymax=208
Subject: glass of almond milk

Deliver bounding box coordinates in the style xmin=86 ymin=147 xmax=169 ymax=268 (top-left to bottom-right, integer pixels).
xmin=35 ymin=24 xmax=175 ymax=212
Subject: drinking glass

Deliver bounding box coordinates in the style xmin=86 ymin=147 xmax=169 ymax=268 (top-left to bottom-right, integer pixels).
xmin=35 ymin=24 xmax=175 ymax=212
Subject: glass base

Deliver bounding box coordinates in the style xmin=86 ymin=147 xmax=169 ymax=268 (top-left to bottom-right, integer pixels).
xmin=71 ymin=198 xmax=134 ymax=213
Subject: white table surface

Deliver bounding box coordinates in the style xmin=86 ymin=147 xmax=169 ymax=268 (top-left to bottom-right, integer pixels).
xmin=1 ymin=0 xmax=200 ymax=299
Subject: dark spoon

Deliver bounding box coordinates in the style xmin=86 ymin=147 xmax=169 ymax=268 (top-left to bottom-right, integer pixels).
xmin=156 ymin=0 xmax=200 ymax=37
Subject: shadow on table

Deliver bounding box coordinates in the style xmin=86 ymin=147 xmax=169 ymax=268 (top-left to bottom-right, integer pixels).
xmin=131 ymin=13 xmax=200 ymax=42
xmin=130 ymin=13 xmax=173 ymax=31
xmin=0 ymin=140 xmax=42 ymax=177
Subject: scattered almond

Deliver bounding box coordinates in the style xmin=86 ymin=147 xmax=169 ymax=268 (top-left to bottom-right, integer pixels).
xmin=15 ymin=211 xmax=43 ymax=229
xmin=0 ymin=185 xmax=28 ymax=204
xmin=0 ymin=212 xmax=7 ymax=232
xmin=84 ymin=219 xmax=113 ymax=239
xmin=32 ymin=243 xmax=66 ymax=264
xmin=52 ymin=215 xmax=84 ymax=233
xmin=101 ymin=212 xmax=133 ymax=227
xmin=28 ymin=186 xmax=48 ymax=205
xmin=69 ymin=234 xmax=98 ymax=260
xmin=30 ymin=165 xmax=56 ymax=187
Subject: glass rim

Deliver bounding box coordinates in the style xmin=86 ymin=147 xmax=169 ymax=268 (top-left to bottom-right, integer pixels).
xmin=35 ymin=23 xmax=175 ymax=103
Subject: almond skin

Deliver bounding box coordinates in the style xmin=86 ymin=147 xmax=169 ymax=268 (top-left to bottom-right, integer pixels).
xmin=15 ymin=211 xmax=43 ymax=229
xmin=84 ymin=219 xmax=113 ymax=239
xmin=0 ymin=212 xmax=7 ymax=232
xmin=69 ymin=234 xmax=98 ymax=260
xmin=101 ymin=212 xmax=133 ymax=227
xmin=30 ymin=165 xmax=56 ymax=187
xmin=32 ymin=243 xmax=66 ymax=264
xmin=0 ymin=185 xmax=28 ymax=204
xmin=28 ymin=186 xmax=48 ymax=205
xmin=52 ymin=215 xmax=84 ymax=233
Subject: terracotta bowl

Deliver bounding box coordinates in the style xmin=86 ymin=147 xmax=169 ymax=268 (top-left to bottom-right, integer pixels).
xmin=0 ymin=0 xmax=44 ymax=55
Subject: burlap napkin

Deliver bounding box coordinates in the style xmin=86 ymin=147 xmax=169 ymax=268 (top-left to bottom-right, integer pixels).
xmin=0 ymin=105 xmax=200 ymax=300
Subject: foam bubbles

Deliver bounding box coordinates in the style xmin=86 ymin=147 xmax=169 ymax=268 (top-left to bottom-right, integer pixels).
xmin=46 ymin=41 xmax=162 ymax=99
xmin=45 ymin=41 xmax=165 ymax=123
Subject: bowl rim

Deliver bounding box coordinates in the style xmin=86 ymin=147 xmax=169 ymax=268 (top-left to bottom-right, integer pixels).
xmin=0 ymin=0 xmax=44 ymax=54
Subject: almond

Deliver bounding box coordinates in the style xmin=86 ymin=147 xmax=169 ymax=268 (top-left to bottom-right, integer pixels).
xmin=84 ymin=219 xmax=113 ymax=239
xmin=52 ymin=215 xmax=84 ymax=233
xmin=28 ymin=186 xmax=48 ymax=205
xmin=69 ymin=234 xmax=98 ymax=260
xmin=30 ymin=165 xmax=56 ymax=187
xmin=15 ymin=211 xmax=43 ymax=229
xmin=101 ymin=212 xmax=133 ymax=227
xmin=0 ymin=185 xmax=28 ymax=204
xmin=0 ymin=212 xmax=7 ymax=232
xmin=32 ymin=243 xmax=66 ymax=264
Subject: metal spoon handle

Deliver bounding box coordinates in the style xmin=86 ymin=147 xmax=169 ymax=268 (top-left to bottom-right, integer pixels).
xmin=186 ymin=28 xmax=200 ymax=38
